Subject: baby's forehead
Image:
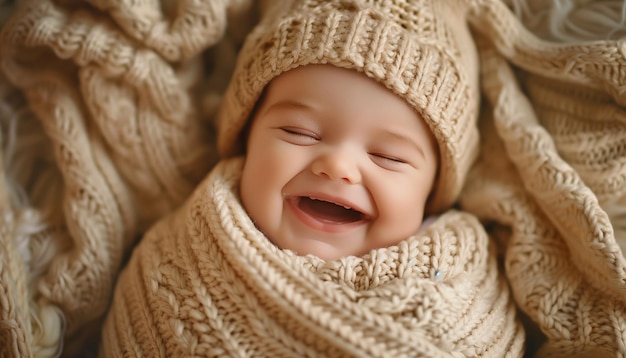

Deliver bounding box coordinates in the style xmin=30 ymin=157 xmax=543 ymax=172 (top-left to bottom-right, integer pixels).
xmin=266 ymin=65 xmax=426 ymax=110
xmin=252 ymin=64 xmax=437 ymax=146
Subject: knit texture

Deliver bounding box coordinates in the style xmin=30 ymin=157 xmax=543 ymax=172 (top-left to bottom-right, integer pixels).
xmin=100 ymin=157 xmax=525 ymax=357
xmin=0 ymin=0 xmax=246 ymax=355
xmin=217 ymin=0 xmax=481 ymax=214
xmin=461 ymin=0 xmax=626 ymax=355
xmin=0 ymin=74 xmax=66 ymax=357
xmin=1 ymin=0 xmax=626 ymax=356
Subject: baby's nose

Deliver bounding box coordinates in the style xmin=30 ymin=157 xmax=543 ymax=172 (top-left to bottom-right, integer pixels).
xmin=311 ymin=150 xmax=362 ymax=184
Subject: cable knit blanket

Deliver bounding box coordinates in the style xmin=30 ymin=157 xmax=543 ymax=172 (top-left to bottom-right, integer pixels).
xmin=1 ymin=0 xmax=626 ymax=357
xmin=463 ymin=2 xmax=626 ymax=355
xmin=0 ymin=0 xmax=236 ymax=355
xmin=100 ymin=157 xmax=525 ymax=357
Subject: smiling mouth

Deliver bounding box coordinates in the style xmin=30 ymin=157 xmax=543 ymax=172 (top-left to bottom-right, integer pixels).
xmin=293 ymin=196 xmax=367 ymax=225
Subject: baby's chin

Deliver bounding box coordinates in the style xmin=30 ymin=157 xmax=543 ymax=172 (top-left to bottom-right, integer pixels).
xmin=273 ymin=235 xmax=401 ymax=261
xmin=268 ymin=235 xmax=352 ymax=261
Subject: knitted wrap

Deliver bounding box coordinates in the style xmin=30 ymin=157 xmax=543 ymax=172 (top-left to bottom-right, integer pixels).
xmin=461 ymin=0 xmax=626 ymax=355
xmin=100 ymin=157 xmax=525 ymax=357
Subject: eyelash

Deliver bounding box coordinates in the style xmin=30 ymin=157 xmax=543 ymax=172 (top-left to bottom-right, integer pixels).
xmin=279 ymin=127 xmax=321 ymax=145
xmin=281 ymin=127 xmax=319 ymax=139
xmin=370 ymin=153 xmax=408 ymax=165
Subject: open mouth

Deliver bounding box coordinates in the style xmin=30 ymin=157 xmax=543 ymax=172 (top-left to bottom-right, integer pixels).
xmin=294 ymin=196 xmax=366 ymax=225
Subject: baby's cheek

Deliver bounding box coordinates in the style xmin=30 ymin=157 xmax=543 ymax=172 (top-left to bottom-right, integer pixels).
xmin=372 ymin=201 xmax=425 ymax=243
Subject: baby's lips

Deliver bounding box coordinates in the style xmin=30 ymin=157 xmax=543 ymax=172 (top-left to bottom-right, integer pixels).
xmin=296 ymin=196 xmax=365 ymax=224
xmin=290 ymin=191 xmax=374 ymax=219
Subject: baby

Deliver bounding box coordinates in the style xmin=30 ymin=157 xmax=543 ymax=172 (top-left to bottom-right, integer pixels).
xmin=219 ymin=3 xmax=482 ymax=261
xmin=239 ymin=64 xmax=439 ymax=260
xmin=101 ymin=0 xmax=525 ymax=356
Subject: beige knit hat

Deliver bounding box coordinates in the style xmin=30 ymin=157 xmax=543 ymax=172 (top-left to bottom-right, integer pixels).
xmin=217 ymin=0 xmax=480 ymax=214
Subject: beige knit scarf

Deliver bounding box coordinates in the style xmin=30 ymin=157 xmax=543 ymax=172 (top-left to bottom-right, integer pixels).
xmin=101 ymin=157 xmax=525 ymax=357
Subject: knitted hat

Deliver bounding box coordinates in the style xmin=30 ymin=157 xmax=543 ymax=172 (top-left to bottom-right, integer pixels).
xmin=217 ymin=0 xmax=480 ymax=214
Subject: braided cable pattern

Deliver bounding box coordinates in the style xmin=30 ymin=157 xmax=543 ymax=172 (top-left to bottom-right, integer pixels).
xmin=86 ymin=0 xmax=230 ymax=61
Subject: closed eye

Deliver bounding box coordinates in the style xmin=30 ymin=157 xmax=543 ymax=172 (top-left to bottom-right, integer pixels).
xmin=371 ymin=153 xmax=406 ymax=164
xmin=369 ymin=153 xmax=411 ymax=170
xmin=279 ymin=127 xmax=320 ymax=145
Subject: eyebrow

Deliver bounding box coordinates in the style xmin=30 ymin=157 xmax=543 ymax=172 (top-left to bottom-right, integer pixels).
xmin=260 ymin=99 xmax=315 ymax=117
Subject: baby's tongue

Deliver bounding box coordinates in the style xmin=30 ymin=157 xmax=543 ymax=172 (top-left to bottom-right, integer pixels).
xmin=299 ymin=197 xmax=362 ymax=223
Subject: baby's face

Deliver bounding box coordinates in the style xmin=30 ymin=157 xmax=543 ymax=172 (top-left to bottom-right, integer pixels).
xmin=240 ymin=65 xmax=438 ymax=260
